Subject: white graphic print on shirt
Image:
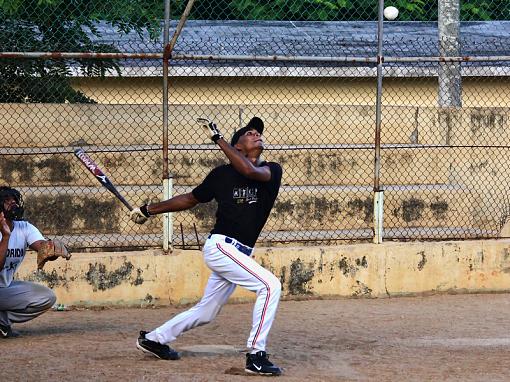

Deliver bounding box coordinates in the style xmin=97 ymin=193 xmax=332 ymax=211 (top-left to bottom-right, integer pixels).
xmin=0 ymin=221 xmax=44 ymax=287
xmin=233 ymin=187 xmax=258 ymax=204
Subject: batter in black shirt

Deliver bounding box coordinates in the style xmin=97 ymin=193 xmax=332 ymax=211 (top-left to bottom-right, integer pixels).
xmin=130 ymin=116 xmax=284 ymax=376
xmin=193 ymin=161 xmax=282 ymax=247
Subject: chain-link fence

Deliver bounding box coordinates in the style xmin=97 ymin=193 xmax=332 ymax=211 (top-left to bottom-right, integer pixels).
xmin=1 ymin=0 xmax=510 ymax=251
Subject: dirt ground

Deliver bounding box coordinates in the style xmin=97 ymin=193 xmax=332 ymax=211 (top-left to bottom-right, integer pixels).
xmin=3 ymin=293 xmax=510 ymax=381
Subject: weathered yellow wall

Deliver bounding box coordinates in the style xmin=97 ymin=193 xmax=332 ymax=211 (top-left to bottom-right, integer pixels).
xmin=72 ymin=77 xmax=510 ymax=107
xmin=3 ymin=102 xmax=509 ymax=240
xmin=15 ymin=239 xmax=510 ymax=307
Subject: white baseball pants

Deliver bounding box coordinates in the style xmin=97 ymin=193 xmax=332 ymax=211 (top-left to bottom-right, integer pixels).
xmin=146 ymin=234 xmax=281 ymax=351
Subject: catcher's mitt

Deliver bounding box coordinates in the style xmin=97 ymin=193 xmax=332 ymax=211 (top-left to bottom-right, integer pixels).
xmin=37 ymin=239 xmax=72 ymax=270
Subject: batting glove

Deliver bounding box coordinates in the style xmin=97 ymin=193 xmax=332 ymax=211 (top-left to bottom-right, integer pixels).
xmin=208 ymin=121 xmax=224 ymax=143
xmin=197 ymin=118 xmax=223 ymax=143
xmin=130 ymin=204 xmax=150 ymax=224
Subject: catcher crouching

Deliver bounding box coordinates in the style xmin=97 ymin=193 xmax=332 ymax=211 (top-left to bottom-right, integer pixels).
xmin=0 ymin=186 xmax=71 ymax=338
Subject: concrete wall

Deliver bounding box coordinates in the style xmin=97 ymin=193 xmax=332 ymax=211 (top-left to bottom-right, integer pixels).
xmin=3 ymin=102 xmax=510 ymax=242
xmin=2 ymin=76 xmax=510 ymax=245
xmin=4 ymin=103 xmax=510 ymax=147
xmin=15 ymin=239 xmax=510 ymax=307
xmin=0 ymin=104 xmax=510 ymax=235
xmin=72 ymin=77 xmax=510 ymax=108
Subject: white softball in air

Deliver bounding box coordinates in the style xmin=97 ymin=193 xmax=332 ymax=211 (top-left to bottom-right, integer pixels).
xmin=383 ymin=6 xmax=399 ymax=20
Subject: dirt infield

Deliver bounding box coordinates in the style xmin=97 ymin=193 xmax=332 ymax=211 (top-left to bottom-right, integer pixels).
xmin=3 ymin=293 xmax=510 ymax=381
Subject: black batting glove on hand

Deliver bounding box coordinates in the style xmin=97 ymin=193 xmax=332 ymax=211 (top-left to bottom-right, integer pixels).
xmin=130 ymin=204 xmax=151 ymax=224
xmin=207 ymin=121 xmax=223 ymax=143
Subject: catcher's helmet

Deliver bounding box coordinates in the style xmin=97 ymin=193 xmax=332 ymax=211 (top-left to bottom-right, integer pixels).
xmin=0 ymin=186 xmax=25 ymax=221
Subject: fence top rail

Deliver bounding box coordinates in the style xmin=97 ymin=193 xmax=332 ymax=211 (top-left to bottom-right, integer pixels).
xmin=3 ymin=51 xmax=510 ymax=64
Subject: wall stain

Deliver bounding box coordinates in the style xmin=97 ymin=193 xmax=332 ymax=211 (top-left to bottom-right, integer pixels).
xmin=470 ymin=111 xmax=506 ymax=137
xmin=25 ymin=195 xmax=119 ymax=234
xmin=338 ymin=256 xmax=359 ymax=277
xmin=198 ymin=157 xmax=227 ymax=168
xmin=445 ymin=111 xmax=453 ymax=145
xmin=274 ymin=199 xmax=294 ymax=215
xmin=131 ymin=268 xmax=144 ymax=286
xmin=85 ymin=259 xmax=137 ymax=291
xmin=103 ymin=154 xmax=135 ymax=169
xmin=394 ymin=198 xmax=425 ymax=223
xmin=355 ymin=256 xmax=368 ymax=268
xmin=190 ymin=201 xmax=217 ymax=227
xmin=504 ymin=248 xmax=510 ymax=260
xmin=352 ymin=280 xmax=372 ymax=297
xmin=273 ymin=197 xmax=341 ymax=222
xmin=304 ymin=156 xmax=313 ymax=177
xmin=318 ymin=248 xmax=325 ymax=272
xmin=279 ymin=266 xmax=287 ymax=292
xmin=277 ymin=153 xmax=357 ymax=177
xmin=25 ymin=269 xmax=67 ymax=289
xmin=259 ymin=257 xmax=276 ymax=275
xmin=298 ymin=197 xmax=341 ymax=221
xmin=328 ymin=262 xmax=336 ymax=281
xmin=1 ymin=156 xmax=74 ymax=184
xmin=1 ymin=157 xmax=33 ymax=183
xmin=430 ymin=200 xmax=448 ymax=220
xmin=288 ymin=258 xmax=315 ymax=295
xmin=468 ymin=160 xmax=489 ymax=173
xmin=346 ymin=198 xmax=373 ymax=223
xmin=417 ymin=251 xmax=427 ymax=271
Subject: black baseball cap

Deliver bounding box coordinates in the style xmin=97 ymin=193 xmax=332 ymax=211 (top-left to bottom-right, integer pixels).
xmin=230 ymin=117 xmax=264 ymax=145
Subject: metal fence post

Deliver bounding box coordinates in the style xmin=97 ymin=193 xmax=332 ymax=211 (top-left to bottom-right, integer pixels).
xmin=438 ymin=0 xmax=462 ymax=108
xmin=162 ymin=0 xmax=172 ymax=252
xmin=373 ymin=0 xmax=385 ymax=244
xmin=163 ymin=0 xmax=196 ymax=251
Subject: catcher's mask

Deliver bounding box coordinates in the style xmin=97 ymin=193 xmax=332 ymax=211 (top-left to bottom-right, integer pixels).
xmin=0 ymin=186 xmax=25 ymax=221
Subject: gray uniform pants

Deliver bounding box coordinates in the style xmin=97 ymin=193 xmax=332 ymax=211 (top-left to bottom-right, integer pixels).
xmin=0 ymin=281 xmax=56 ymax=326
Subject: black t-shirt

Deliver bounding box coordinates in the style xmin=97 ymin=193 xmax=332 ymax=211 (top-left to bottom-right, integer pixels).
xmin=192 ymin=161 xmax=282 ymax=247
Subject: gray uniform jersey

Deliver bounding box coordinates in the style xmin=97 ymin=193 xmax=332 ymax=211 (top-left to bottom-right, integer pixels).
xmin=0 ymin=221 xmax=44 ymax=287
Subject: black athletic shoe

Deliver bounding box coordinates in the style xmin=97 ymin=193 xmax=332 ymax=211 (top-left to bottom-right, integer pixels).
xmin=245 ymin=351 xmax=282 ymax=376
xmin=136 ymin=331 xmax=180 ymax=360
xmin=0 ymin=324 xmax=20 ymax=339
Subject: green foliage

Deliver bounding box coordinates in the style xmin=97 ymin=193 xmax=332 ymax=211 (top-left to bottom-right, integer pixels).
xmin=0 ymin=0 xmax=164 ymax=103
xmin=391 ymin=0 xmax=430 ymax=21
xmin=460 ymin=0 xmax=509 ymax=20
xmin=227 ymin=0 xmax=331 ymax=21
xmin=176 ymin=0 xmax=508 ymax=21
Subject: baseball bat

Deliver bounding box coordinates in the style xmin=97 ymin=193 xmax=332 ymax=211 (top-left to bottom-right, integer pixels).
xmin=73 ymin=148 xmax=133 ymax=211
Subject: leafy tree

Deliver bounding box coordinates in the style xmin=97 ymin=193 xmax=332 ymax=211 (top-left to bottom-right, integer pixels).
xmin=176 ymin=0 xmax=507 ymax=21
xmin=0 ymin=0 xmax=164 ymax=103
xmin=460 ymin=0 xmax=510 ymax=20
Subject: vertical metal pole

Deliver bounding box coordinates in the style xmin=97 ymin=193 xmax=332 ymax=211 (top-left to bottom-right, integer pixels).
xmin=438 ymin=0 xmax=462 ymax=108
xmin=373 ymin=0 xmax=385 ymax=244
xmin=162 ymin=0 xmax=173 ymax=252
xmin=162 ymin=0 xmax=195 ymax=252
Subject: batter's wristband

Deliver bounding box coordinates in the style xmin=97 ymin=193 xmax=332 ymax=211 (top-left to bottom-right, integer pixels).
xmin=211 ymin=134 xmax=223 ymax=143
xmin=140 ymin=204 xmax=151 ymax=217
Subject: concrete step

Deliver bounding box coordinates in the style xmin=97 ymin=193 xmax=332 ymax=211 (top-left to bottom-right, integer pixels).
xmin=1 ymin=144 xmax=454 ymax=187
xmin=48 ymin=226 xmax=499 ymax=251
xmin=4 ymin=103 xmax=510 ymax=147
xmin=20 ymin=184 xmax=479 ymax=237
